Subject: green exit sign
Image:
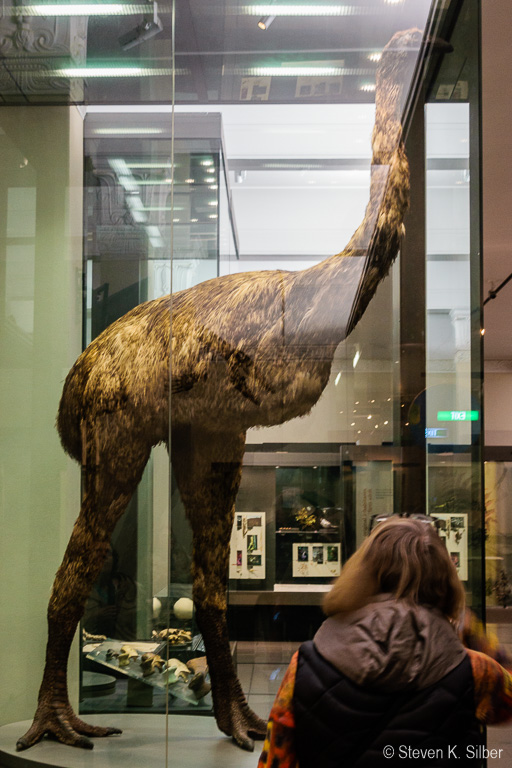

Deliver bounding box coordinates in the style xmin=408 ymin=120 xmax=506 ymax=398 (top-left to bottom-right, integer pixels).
xmin=437 ymin=410 xmax=479 ymax=422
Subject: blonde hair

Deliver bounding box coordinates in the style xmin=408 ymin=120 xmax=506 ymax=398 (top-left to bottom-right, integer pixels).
xmin=323 ymin=517 xmax=465 ymax=621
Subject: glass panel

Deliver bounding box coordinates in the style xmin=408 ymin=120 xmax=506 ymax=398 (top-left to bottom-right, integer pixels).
xmin=0 ymin=2 xmax=485 ymax=765
xmin=80 ymin=111 xmax=176 ymax=717
xmin=0 ymin=105 xmax=83 ymax=733
xmin=0 ymin=0 xmax=431 ymax=107
xmin=79 ymin=107 xmax=236 ymax=718
xmin=425 ymin=2 xmax=483 ymax=612
xmin=176 ymin=1 xmax=432 ymax=106
xmin=0 ymin=2 xmax=174 ymax=104
xmin=168 ymin=0 xmax=444 ymax=749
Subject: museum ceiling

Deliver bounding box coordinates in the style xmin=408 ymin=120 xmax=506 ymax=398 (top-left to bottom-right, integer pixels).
xmin=6 ymin=0 xmax=508 ymax=366
xmin=0 ymin=0 xmax=442 ymax=106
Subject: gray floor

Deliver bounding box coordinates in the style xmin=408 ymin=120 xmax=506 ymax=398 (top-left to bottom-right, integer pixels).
xmin=0 ymin=715 xmax=262 ymax=768
xmin=237 ymin=640 xmax=297 ymax=720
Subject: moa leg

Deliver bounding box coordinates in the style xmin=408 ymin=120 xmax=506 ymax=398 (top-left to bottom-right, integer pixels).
xmin=172 ymin=428 xmax=266 ymax=751
xmin=17 ymin=428 xmax=151 ymax=751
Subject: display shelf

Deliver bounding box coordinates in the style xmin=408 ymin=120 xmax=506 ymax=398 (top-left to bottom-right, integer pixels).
xmin=85 ymin=640 xmax=200 ymax=707
xmin=228 ymin=590 xmax=327 ymax=606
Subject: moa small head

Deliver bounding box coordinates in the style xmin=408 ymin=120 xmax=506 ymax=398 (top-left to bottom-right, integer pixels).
xmin=377 ymin=28 xmax=424 ymax=91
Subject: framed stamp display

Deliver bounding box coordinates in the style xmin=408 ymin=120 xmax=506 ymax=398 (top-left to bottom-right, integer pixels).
xmin=229 ymin=512 xmax=266 ymax=579
xmin=433 ymin=512 xmax=468 ymax=581
xmin=291 ymin=542 xmax=341 ymax=579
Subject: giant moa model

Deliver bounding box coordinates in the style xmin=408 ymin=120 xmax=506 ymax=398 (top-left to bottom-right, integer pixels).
xmin=17 ymin=28 xmax=422 ymax=753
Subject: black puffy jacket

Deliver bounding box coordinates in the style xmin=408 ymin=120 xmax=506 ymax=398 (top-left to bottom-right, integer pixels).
xmin=293 ymin=598 xmax=484 ymax=767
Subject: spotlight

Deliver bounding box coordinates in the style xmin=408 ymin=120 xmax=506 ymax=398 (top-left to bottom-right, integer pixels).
xmin=257 ymin=15 xmax=275 ymax=30
xmin=119 ymin=1 xmax=163 ymax=50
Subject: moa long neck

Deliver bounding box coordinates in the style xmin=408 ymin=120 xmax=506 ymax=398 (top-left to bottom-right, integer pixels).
xmin=287 ymin=38 xmax=412 ymax=348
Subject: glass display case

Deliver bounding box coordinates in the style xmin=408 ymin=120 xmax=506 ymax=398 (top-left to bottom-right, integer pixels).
xmin=0 ymin=1 xmax=486 ymax=765
xmin=79 ymin=109 xmax=238 ymax=715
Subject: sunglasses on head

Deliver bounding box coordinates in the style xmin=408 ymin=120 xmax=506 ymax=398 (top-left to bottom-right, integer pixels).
xmin=370 ymin=512 xmax=440 ymax=531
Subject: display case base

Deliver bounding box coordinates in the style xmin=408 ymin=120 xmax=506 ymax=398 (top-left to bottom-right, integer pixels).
xmin=0 ymin=715 xmax=259 ymax=768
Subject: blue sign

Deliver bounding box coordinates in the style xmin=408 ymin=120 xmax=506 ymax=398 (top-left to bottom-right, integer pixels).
xmin=425 ymin=428 xmax=448 ymax=439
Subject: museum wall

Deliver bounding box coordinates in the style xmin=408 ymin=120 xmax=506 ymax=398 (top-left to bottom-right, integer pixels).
xmin=482 ymin=1 xmax=512 ymax=449
xmin=0 ymin=107 xmax=83 ymax=726
xmin=484 ymin=372 xmax=512 ymax=446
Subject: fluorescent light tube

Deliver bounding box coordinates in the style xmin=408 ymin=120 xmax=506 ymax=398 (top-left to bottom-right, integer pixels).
xmin=14 ymin=4 xmax=155 ymax=16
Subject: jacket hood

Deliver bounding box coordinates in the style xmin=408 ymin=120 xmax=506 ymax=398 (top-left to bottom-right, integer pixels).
xmin=313 ymin=595 xmax=466 ymax=691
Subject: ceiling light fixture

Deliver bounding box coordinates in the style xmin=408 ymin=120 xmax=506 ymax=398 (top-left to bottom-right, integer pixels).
xmin=98 ymin=128 xmax=164 ymax=136
xmin=243 ymin=5 xmax=373 ymax=17
xmin=13 ymin=4 xmax=155 ymax=16
xmin=118 ymin=175 xmax=139 ymax=193
xmin=119 ymin=1 xmax=163 ymax=50
xmin=257 ymin=14 xmax=275 ymax=29
xmin=135 ymin=179 xmax=172 ymax=185
xmin=142 ymin=205 xmax=183 ymax=211
xmin=109 ymin=158 xmax=131 ymax=174
xmin=237 ymin=66 xmax=372 ymax=77
xmin=50 ymin=67 xmax=174 ymax=78
xmin=127 ymin=162 xmax=173 ymax=169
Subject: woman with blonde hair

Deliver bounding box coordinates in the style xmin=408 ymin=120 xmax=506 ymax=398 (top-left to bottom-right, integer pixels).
xmin=257 ymin=516 xmax=512 ymax=767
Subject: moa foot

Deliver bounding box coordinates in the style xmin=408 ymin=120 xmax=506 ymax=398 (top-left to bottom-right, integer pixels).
xmin=16 ymin=705 xmax=122 ymax=751
xmin=218 ymin=701 xmax=267 ymax=751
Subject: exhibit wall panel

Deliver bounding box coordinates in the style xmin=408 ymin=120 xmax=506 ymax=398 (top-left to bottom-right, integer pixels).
xmin=0 ymin=106 xmax=83 ymax=725
xmin=484 ymin=372 xmax=512 ymax=446
xmin=485 ymin=461 xmax=512 ymax=604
